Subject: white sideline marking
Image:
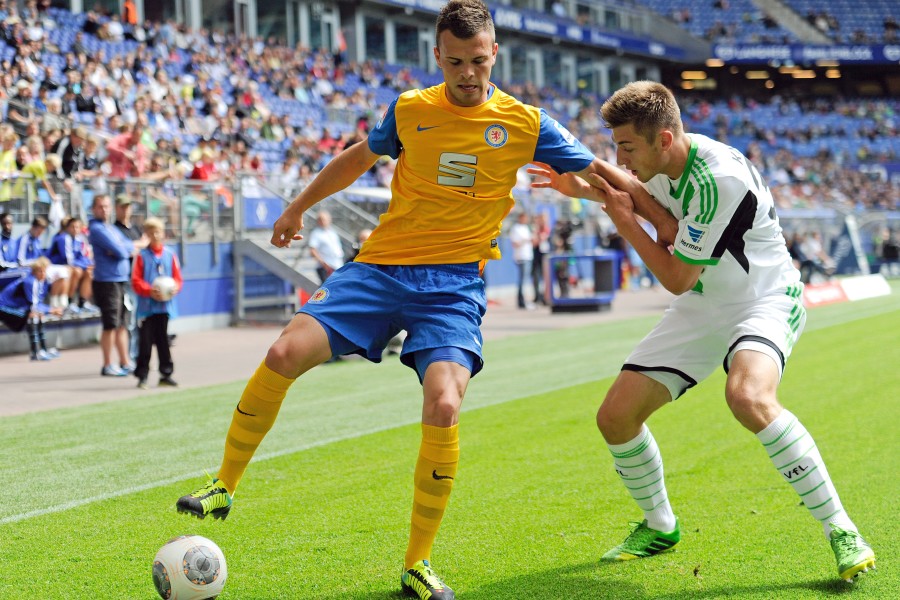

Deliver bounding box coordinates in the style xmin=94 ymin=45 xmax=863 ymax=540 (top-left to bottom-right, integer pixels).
xmin=1 ymin=371 xmax=608 ymax=527
xmin=0 ymin=425 xmax=413 ymax=526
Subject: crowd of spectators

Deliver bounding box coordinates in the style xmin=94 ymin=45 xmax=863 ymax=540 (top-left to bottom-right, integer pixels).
xmin=0 ymin=2 xmax=895 ymax=227
xmin=0 ymin=0 xmax=897 ymax=363
xmin=0 ymin=3 xmax=896 ymax=285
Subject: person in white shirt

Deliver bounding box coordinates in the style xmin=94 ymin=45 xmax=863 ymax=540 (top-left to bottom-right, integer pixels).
xmin=531 ymin=81 xmax=874 ymax=582
xmin=307 ymin=210 xmax=345 ymax=283
xmin=508 ymin=211 xmax=534 ymax=309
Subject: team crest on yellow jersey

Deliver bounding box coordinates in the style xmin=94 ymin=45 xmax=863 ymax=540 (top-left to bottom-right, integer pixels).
xmin=484 ymin=124 xmax=508 ymax=148
xmin=309 ymin=287 xmax=329 ymax=303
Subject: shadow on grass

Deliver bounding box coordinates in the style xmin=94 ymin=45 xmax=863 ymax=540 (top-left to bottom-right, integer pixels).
xmin=303 ymin=560 xmax=877 ymax=600
xmin=652 ymin=576 xmax=871 ymax=598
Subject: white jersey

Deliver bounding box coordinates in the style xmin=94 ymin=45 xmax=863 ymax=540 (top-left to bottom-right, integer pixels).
xmin=643 ymin=134 xmax=800 ymax=301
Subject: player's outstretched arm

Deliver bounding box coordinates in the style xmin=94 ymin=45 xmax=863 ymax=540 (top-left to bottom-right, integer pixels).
xmin=529 ymin=158 xmax=677 ymax=248
xmin=271 ymin=141 xmax=380 ymax=247
xmin=528 ymin=162 xmax=601 ymax=202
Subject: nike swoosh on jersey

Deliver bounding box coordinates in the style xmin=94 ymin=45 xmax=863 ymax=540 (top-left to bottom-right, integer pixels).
xmin=416 ymin=124 xmax=440 ymax=132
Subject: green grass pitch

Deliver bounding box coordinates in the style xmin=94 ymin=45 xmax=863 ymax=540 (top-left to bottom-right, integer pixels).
xmin=1 ymin=284 xmax=897 ymax=599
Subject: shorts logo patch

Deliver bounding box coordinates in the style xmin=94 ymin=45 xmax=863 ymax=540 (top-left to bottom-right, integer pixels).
xmin=309 ymin=287 xmax=329 ymax=303
xmin=484 ymin=124 xmax=508 ymax=148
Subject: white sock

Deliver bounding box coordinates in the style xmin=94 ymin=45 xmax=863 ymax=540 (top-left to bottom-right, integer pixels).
xmin=607 ymin=425 xmax=677 ymax=532
xmin=756 ymin=409 xmax=856 ymax=538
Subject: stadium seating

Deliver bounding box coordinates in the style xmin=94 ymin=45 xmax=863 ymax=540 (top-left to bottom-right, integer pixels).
xmin=634 ymin=0 xmax=798 ymax=43
xmin=785 ymin=0 xmax=896 ymax=43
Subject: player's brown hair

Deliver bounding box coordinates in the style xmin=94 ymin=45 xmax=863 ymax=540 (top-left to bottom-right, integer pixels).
xmin=435 ymin=0 xmax=495 ymax=47
xmin=601 ymin=81 xmax=683 ymax=142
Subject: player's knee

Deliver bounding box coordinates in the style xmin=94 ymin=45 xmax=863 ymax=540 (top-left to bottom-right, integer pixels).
xmin=265 ymin=338 xmax=298 ymax=374
xmin=596 ymin=399 xmax=631 ymax=438
xmin=424 ymin=398 xmax=460 ymax=427
xmin=725 ymin=384 xmax=780 ymax=432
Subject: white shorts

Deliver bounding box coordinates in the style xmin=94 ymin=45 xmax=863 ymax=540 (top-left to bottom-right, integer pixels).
xmin=46 ymin=264 xmax=70 ymax=283
xmin=624 ymin=290 xmax=806 ymax=401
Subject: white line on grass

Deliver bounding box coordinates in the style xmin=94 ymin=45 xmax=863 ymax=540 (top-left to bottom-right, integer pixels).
xmin=2 ymin=295 xmax=896 ymax=526
xmin=0 ymin=423 xmax=417 ymax=526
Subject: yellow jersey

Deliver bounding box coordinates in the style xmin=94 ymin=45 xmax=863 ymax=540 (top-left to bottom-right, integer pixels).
xmin=357 ymin=83 xmax=593 ymax=265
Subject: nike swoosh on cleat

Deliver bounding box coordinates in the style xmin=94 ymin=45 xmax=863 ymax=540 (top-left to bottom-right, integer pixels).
xmin=235 ymin=402 xmax=256 ymax=416
xmin=432 ymin=470 xmax=454 ymax=481
xmin=417 ymin=124 xmax=440 ymax=132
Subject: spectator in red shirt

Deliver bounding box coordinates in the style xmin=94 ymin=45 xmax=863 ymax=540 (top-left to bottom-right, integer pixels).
xmin=105 ymin=124 xmax=149 ymax=179
xmin=189 ymin=147 xmax=218 ymax=181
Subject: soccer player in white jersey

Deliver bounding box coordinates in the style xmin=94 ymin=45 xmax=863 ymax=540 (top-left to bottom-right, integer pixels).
xmin=530 ymin=81 xmax=875 ymax=582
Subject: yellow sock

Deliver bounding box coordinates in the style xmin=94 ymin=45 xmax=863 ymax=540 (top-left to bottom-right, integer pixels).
xmin=216 ymin=361 xmax=294 ymax=494
xmin=404 ymin=423 xmax=459 ymax=569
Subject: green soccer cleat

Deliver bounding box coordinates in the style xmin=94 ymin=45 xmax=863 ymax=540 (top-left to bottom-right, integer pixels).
xmin=175 ymin=478 xmax=232 ymax=520
xmin=401 ymin=559 xmax=455 ymax=600
xmin=601 ymin=518 xmax=681 ymax=561
xmin=830 ymin=525 xmax=876 ymax=582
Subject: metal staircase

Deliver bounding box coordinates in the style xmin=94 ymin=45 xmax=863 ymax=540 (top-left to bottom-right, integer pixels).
xmin=231 ymin=177 xmax=388 ymax=325
xmin=752 ymin=0 xmax=833 ymax=44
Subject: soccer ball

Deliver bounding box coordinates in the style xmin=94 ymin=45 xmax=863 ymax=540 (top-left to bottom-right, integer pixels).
xmin=152 ymin=276 xmax=178 ymax=301
xmin=152 ymin=535 xmax=227 ymax=600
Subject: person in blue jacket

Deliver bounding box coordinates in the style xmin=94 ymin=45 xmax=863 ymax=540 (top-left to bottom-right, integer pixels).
xmin=88 ymin=193 xmax=147 ymax=376
xmin=0 ymin=257 xmax=64 ymax=360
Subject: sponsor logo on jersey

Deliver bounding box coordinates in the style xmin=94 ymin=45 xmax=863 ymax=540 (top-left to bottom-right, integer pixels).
xmin=416 ymin=124 xmax=439 ymax=132
xmin=678 ymin=222 xmax=709 ymax=258
xmin=484 ymin=124 xmax=508 ymax=147
xmin=309 ymin=287 xmax=329 ymax=303
xmin=553 ymin=121 xmax=575 ymax=144
xmin=687 ymin=223 xmax=705 ymax=243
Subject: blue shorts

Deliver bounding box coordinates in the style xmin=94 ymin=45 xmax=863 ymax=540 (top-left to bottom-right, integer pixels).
xmin=299 ymin=262 xmax=486 ymax=380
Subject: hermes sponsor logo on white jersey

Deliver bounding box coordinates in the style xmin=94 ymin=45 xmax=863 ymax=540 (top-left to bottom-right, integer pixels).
xmin=678 ymin=222 xmax=709 ymax=257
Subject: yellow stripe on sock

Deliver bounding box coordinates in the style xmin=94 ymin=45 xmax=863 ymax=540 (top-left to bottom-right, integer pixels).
xmin=405 ymin=424 xmax=459 ymax=569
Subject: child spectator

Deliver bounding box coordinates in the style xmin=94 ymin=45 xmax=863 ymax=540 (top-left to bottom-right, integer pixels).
xmin=47 ymin=216 xmax=96 ymax=314
xmin=131 ymin=218 xmax=182 ymax=389
xmin=0 ymin=256 xmax=64 ymax=360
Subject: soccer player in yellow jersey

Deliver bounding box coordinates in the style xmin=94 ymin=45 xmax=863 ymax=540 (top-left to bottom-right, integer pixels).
xmin=176 ymin=2 xmax=675 ymax=597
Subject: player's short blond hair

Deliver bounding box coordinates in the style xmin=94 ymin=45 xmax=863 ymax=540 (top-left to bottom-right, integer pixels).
xmin=142 ymin=217 xmax=165 ymax=233
xmin=31 ymin=256 xmax=50 ymax=272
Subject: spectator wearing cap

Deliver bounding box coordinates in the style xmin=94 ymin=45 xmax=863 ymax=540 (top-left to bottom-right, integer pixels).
xmin=115 ymin=192 xmax=147 ymax=360
xmin=6 ymin=79 xmax=36 ymax=137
